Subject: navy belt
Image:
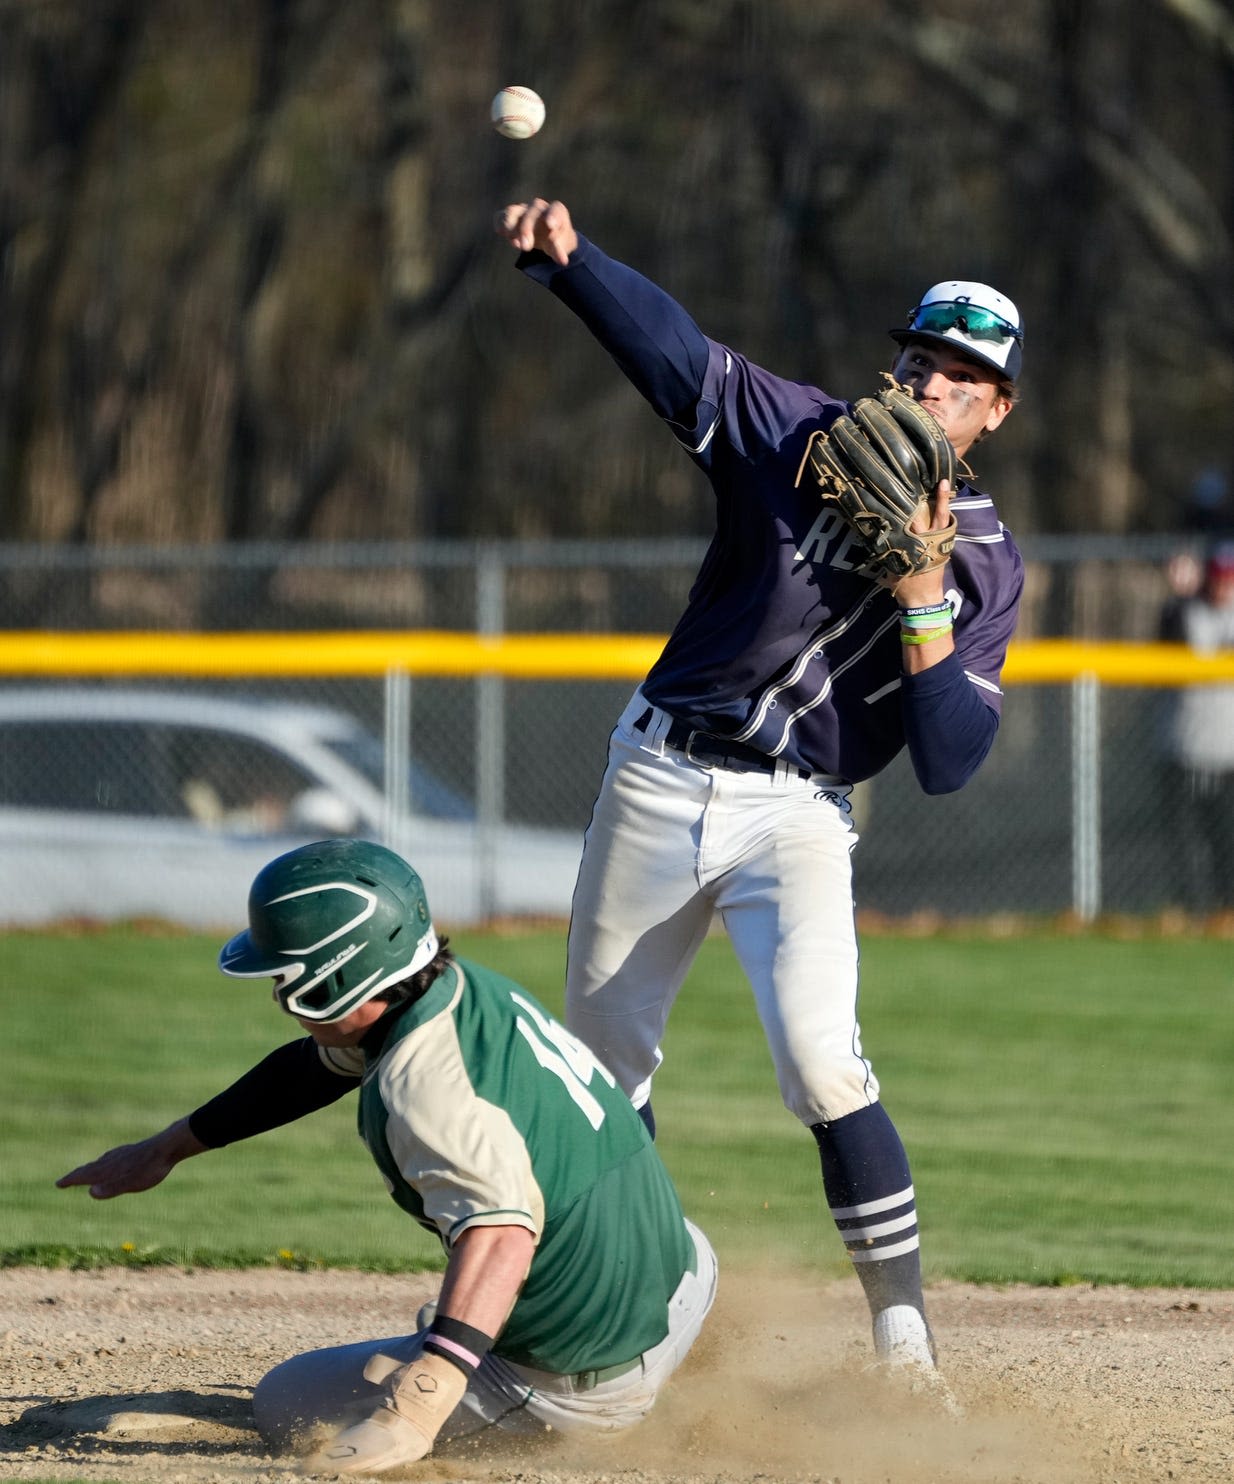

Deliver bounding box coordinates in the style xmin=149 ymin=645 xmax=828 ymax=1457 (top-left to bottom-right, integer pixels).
xmin=633 ymin=708 xmax=811 ymax=781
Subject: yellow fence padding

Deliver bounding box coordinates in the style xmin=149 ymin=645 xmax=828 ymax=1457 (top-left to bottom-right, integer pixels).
xmin=0 ymin=632 xmax=1232 ymax=685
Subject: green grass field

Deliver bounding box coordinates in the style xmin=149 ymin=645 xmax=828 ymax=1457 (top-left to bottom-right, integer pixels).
xmin=5 ymin=923 xmax=1232 ymax=1287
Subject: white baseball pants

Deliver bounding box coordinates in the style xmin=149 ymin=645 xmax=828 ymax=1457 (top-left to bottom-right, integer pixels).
xmin=565 ymin=691 xmax=878 ymax=1126
xmin=251 ymin=1219 xmax=717 ymax=1452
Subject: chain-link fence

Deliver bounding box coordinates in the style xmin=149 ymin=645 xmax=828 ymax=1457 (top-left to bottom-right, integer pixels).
xmin=0 ymin=538 xmax=1228 ymax=927
xmin=0 ymin=534 xmax=1214 ymax=639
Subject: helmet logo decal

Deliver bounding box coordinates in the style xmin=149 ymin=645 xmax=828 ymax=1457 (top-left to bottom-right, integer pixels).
xmin=311 ymin=942 xmax=365 ymax=980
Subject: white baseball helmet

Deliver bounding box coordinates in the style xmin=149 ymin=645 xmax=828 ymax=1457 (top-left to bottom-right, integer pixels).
xmin=891 ymin=280 xmax=1023 ymax=380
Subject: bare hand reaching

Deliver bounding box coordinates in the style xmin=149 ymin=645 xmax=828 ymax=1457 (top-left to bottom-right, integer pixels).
xmin=494 ymin=198 xmax=578 ymax=265
xmin=56 ymin=1117 xmax=207 ymax=1200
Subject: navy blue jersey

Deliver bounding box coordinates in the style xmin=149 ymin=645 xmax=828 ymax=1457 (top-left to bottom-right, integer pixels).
xmin=520 ymin=238 xmax=1024 ymax=786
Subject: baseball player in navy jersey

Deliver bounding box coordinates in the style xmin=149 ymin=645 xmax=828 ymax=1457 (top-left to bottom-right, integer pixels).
xmin=495 ymin=198 xmax=1025 ymax=1386
xmin=58 ymin=840 xmax=717 ymax=1475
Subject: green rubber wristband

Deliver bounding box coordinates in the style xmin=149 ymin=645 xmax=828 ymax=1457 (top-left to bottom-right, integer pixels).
xmin=900 ymin=626 xmax=953 ymax=645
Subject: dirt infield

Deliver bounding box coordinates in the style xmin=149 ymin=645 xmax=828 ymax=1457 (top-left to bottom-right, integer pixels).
xmin=1 ymin=1265 xmax=1230 ymax=1484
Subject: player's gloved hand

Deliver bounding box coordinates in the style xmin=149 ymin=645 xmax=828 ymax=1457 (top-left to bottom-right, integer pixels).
xmin=55 ymin=1117 xmax=207 ymax=1199
xmin=301 ymin=1350 xmax=467 ymax=1476
xmin=797 ymin=376 xmax=957 ymax=589
xmin=889 ymin=477 xmax=953 ymax=608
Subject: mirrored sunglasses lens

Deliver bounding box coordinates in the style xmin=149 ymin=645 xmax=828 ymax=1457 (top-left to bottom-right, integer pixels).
xmin=913 ymin=303 xmax=1017 ymax=343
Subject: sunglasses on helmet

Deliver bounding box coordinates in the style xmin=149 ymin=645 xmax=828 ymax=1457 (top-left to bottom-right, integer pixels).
xmin=908 ymin=301 xmax=1023 ymax=345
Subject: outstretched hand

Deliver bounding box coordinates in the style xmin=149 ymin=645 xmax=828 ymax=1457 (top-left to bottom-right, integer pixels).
xmin=56 ymin=1117 xmax=207 ymax=1200
xmin=494 ymin=198 xmax=578 ymax=265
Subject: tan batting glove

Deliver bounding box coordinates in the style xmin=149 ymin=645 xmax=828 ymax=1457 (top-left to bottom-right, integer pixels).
xmin=302 ymin=1350 xmax=467 ymax=1476
xmin=372 ymin=1349 xmax=468 ymax=1442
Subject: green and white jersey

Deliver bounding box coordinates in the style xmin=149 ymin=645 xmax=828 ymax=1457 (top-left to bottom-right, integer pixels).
xmin=352 ymin=957 xmax=694 ymax=1376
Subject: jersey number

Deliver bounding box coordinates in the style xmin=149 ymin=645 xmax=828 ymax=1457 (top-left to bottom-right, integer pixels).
xmin=510 ymin=992 xmax=616 ymax=1131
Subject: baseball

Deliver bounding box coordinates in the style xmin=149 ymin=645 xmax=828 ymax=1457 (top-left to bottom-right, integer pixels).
xmin=491 ymin=86 xmax=546 ymax=140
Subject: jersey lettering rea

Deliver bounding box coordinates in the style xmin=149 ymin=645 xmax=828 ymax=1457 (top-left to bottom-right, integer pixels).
xmin=521 ymin=239 xmax=1025 ymax=782
xmin=335 ymin=958 xmax=693 ymax=1377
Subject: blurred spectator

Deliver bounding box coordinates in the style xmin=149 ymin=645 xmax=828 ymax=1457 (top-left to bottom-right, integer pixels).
xmin=1159 ymin=544 xmax=1234 ymax=914
xmin=1161 ymin=550 xmax=1204 ymax=609
xmin=1181 ymin=464 xmax=1234 ymax=535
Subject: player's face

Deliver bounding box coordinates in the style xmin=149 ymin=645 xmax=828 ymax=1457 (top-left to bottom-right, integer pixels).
xmin=293 ymin=996 xmax=390 ymax=1047
xmin=891 ymin=342 xmax=1013 ymax=458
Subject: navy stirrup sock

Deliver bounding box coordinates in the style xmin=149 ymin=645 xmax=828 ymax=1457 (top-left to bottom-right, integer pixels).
xmin=811 ymin=1102 xmax=925 ymax=1316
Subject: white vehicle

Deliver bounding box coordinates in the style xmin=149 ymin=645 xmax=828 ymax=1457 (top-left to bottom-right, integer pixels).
xmin=0 ymin=688 xmax=582 ymax=928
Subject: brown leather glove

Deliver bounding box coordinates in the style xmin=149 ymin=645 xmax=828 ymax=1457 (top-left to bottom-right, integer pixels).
xmin=799 ymin=377 xmax=957 ymax=587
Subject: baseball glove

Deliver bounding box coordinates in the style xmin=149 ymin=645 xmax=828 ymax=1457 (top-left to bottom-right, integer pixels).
xmin=796 ymin=376 xmax=957 ymax=587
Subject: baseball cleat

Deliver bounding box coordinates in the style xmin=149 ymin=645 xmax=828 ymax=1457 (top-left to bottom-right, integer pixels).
xmin=870 ymin=1305 xmax=964 ymax=1417
xmin=300 ymin=1408 xmax=429 ymax=1476
xmin=872 ymin=1303 xmax=936 ymax=1369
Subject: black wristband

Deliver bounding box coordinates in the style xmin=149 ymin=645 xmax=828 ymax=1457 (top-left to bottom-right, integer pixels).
xmin=423 ymin=1314 xmax=496 ymax=1376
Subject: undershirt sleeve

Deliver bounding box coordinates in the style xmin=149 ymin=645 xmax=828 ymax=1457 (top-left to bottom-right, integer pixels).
xmin=517 ymin=236 xmax=829 ymax=471
xmin=901 ymin=652 xmax=1000 ymax=795
xmin=517 ymin=236 xmax=710 ymax=427
xmin=187 ymin=1037 xmax=359 ymax=1149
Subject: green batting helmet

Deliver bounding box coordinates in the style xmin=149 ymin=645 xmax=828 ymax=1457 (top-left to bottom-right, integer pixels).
xmin=218 ymin=839 xmax=438 ymax=1023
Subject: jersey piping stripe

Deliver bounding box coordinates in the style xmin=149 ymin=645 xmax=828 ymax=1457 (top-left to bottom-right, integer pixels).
xmin=866 ymin=667 xmax=1003 ymax=708
xmin=673 ymin=351 xmax=731 ymax=454
xmin=863 ymin=677 xmax=902 ymax=705
xmin=447 ymin=1209 xmax=538 ymax=1243
xmin=955 ymin=531 xmax=1008 ymax=545
xmin=828 ymin=1185 xmax=915 ymax=1219
xmin=730 ymin=595 xmax=883 ymax=748
xmin=680 ymin=406 xmax=724 ymax=456
xmin=743 ymin=610 xmax=901 ymax=756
